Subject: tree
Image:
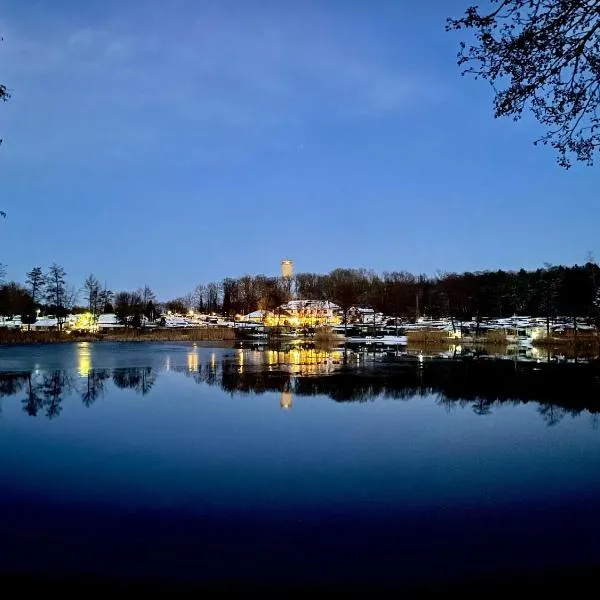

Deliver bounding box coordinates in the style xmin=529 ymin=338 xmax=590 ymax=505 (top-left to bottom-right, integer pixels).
xmin=114 ymin=291 xmax=143 ymax=327
xmin=165 ymin=297 xmax=188 ymax=315
xmin=0 ymin=263 xmax=5 ymax=283
xmin=138 ymin=285 xmax=156 ymax=322
xmin=26 ymin=267 xmax=45 ymax=306
xmin=193 ymin=284 xmax=206 ymax=313
xmin=45 ymin=263 xmax=68 ymax=329
xmin=327 ymin=269 xmax=366 ymax=333
xmin=97 ymin=285 xmax=113 ymax=314
xmin=448 ymin=0 xmax=600 ymax=167
xmin=0 ymin=282 xmax=35 ymax=319
xmin=83 ymin=274 xmax=101 ymax=317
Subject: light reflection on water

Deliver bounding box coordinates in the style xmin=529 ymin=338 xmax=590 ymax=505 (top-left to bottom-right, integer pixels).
xmin=77 ymin=341 xmax=91 ymax=377
xmin=0 ymin=342 xmax=598 ymax=426
xmin=1 ymin=342 xmax=600 ymax=586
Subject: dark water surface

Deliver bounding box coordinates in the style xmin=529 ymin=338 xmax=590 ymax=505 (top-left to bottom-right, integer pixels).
xmin=1 ymin=342 xmax=600 ymax=589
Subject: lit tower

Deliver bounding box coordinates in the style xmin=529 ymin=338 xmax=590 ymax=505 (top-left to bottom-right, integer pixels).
xmin=281 ymin=259 xmax=295 ymax=298
xmin=281 ymin=259 xmax=294 ymax=279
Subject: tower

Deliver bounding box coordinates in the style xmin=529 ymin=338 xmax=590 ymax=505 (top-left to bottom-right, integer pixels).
xmin=280 ymin=259 xmax=294 ymax=279
xmin=281 ymin=259 xmax=294 ymax=298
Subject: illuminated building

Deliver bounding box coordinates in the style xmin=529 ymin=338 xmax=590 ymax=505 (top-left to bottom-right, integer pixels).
xmin=72 ymin=312 xmax=98 ymax=333
xmin=280 ymin=259 xmax=294 ymax=279
xmin=263 ymin=300 xmax=341 ymax=327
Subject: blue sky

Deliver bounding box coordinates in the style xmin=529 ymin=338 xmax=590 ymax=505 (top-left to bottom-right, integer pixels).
xmin=1 ymin=0 xmax=599 ymax=299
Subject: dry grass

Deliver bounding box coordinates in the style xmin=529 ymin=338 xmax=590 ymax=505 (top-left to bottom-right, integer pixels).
xmin=0 ymin=327 xmax=236 ymax=345
xmin=482 ymin=330 xmax=508 ymax=343
xmin=406 ymin=329 xmax=452 ymax=344
xmin=533 ymin=330 xmax=600 ymax=351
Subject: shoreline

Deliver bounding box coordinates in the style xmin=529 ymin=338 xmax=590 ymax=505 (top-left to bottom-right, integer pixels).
xmin=0 ymin=329 xmax=598 ymax=357
xmin=0 ymin=328 xmax=236 ymax=346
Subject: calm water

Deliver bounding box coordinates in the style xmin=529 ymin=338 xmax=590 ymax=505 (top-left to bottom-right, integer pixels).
xmin=1 ymin=342 xmax=600 ymax=588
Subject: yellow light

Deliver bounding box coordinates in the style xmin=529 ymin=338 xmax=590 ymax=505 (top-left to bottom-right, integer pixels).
xmin=280 ymin=391 xmax=293 ymax=410
xmin=78 ymin=342 xmax=91 ymax=377
xmin=187 ymin=351 xmax=199 ymax=372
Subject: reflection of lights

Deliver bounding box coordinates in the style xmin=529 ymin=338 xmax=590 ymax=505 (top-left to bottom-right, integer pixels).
xmin=238 ymin=349 xmax=244 ymax=373
xmin=280 ymin=390 xmax=293 ymax=410
xmin=260 ymin=348 xmax=345 ymax=375
xmin=165 ymin=356 xmax=171 ymax=371
xmin=77 ymin=342 xmax=91 ymax=376
xmin=187 ymin=351 xmax=199 ymax=372
xmin=210 ymin=352 xmax=216 ymax=369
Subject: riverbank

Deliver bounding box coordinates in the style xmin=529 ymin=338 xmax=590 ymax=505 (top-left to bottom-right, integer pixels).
xmin=0 ymin=327 xmax=236 ymax=345
xmin=406 ymin=329 xmax=600 ymax=351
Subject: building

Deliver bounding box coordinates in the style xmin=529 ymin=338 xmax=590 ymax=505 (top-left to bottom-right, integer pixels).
xmin=274 ymin=300 xmax=341 ymax=327
xmin=243 ymin=310 xmax=271 ymax=323
xmin=30 ymin=317 xmax=59 ymax=331
xmin=281 ymin=259 xmax=294 ymax=279
xmin=97 ymin=313 xmax=123 ymax=331
xmin=348 ymin=306 xmax=375 ymax=324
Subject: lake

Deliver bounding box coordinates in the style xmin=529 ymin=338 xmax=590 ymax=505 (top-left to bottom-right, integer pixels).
xmin=1 ymin=342 xmax=600 ymax=591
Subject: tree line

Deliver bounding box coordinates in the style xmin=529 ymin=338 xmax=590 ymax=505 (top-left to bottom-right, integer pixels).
xmin=1 ymin=262 xmax=600 ymax=328
xmin=171 ymin=262 xmax=600 ymax=327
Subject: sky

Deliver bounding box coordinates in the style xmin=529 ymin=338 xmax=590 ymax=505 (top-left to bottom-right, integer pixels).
xmin=1 ymin=0 xmax=599 ymax=299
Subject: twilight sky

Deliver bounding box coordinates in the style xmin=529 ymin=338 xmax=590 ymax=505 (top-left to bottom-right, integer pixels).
xmin=1 ymin=0 xmax=599 ymax=299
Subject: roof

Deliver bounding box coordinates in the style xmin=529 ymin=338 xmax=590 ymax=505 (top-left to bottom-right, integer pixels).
xmin=97 ymin=314 xmax=119 ymax=325
xmin=280 ymin=300 xmax=340 ymax=311
xmin=34 ymin=318 xmax=58 ymax=327
xmin=246 ymin=310 xmax=268 ymax=318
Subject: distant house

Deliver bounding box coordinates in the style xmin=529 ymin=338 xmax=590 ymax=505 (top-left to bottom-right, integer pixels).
xmin=348 ymin=306 xmax=375 ymax=324
xmin=243 ymin=310 xmax=270 ymax=323
xmin=0 ymin=315 xmax=23 ymax=329
xmin=164 ymin=316 xmax=191 ymax=328
xmin=276 ymin=300 xmax=341 ymax=327
xmin=97 ymin=314 xmax=123 ymax=330
xmin=30 ymin=317 xmax=59 ymax=331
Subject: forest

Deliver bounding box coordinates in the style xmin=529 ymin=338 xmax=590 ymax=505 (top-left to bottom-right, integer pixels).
xmin=1 ymin=262 xmax=599 ymax=326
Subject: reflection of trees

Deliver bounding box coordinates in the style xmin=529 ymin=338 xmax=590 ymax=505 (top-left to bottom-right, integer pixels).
xmin=538 ymin=404 xmax=567 ymax=427
xmin=81 ymin=369 xmax=111 ymax=407
xmin=41 ymin=371 xmax=73 ymax=420
xmin=191 ymin=357 xmax=600 ymax=425
xmin=0 ymin=372 xmax=30 ymax=416
xmin=22 ymin=372 xmax=43 ymax=416
xmin=472 ymin=397 xmax=493 ymax=416
xmin=0 ymin=372 xmax=29 ymax=397
xmin=1 ymin=356 xmax=599 ymax=425
xmin=112 ymin=367 xmax=156 ymax=395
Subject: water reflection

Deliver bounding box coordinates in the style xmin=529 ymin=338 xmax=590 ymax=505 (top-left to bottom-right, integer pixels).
xmin=187 ymin=349 xmax=199 ymax=373
xmin=280 ymin=390 xmax=293 ymax=410
xmin=249 ymin=346 xmax=345 ymax=375
xmin=112 ymin=367 xmax=156 ymax=395
xmin=0 ymin=346 xmax=598 ymax=425
xmin=81 ymin=369 xmax=111 ymax=407
xmin=78 ymin=342 xmax=91 ymax=377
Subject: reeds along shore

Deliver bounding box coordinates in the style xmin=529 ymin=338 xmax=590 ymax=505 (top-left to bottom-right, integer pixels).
xmin=1 ymin=326 xmax=599 ymax=352
xmin=532 ymin=331 xmax=600 ymax=351
xmin=0 ymin=327 xmax=236 ymax=345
